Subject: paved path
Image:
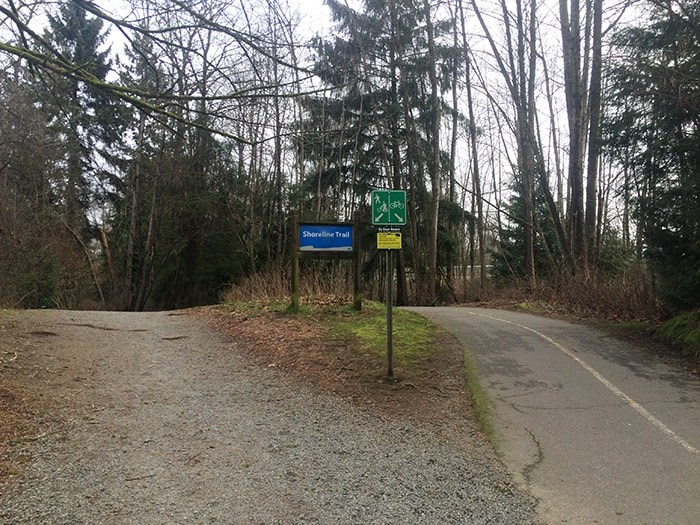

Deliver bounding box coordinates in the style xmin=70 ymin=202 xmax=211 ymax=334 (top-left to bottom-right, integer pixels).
xmin=410 ymin=307 xmax=700 ymax=525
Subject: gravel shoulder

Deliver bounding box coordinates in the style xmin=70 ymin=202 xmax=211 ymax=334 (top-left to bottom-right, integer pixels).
xmin=0 ymin=308 xmax=539 ymax=524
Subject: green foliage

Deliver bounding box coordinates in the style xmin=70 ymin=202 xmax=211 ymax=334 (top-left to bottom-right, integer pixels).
xmin=303 ymin=0 xmax=462 ymax=303
xmin=437 ymin=199 xmax=474 ymax=268
xmin=658 ymin=311 xmax=700 ymax=359
xmin=649 ymin=244 xmax=700 ymax=312
xmin=2 ymin=2 xmax=295 ymax=311
xmin=36 ymin=260 xmax=59 ymax=309
xmin=328 ymin=303 xmax=436 ymax=370
xmin=146 ymin=178 xmax=250 ymax=309
xmin=462 ymin=343 xmax=498 ymax=452
xmin=489 ymin=185 xmax=563 ymax=281
xmin=605 ymin=6 xmax=700 ymax=311
xmin=596 ymin=232 xmax=635 ymax=278
xmin=42 ymin=3 xmax=125 ymax=224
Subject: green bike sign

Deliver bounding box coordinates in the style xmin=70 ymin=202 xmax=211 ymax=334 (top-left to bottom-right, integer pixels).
xmin=371 ymin=190 xmax=406 ymax=226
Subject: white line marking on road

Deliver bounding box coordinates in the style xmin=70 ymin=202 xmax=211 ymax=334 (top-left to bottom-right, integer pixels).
xmin=469 ymin=311 xmax=700 ymax=456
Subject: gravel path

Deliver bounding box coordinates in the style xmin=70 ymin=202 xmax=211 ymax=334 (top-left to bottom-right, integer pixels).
xmin=0 ymin=310 xmax=539 ymax=524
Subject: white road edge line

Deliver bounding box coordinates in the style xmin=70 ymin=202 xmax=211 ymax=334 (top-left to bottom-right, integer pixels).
xmin=469 ymin=311 xmax=700 ymax=457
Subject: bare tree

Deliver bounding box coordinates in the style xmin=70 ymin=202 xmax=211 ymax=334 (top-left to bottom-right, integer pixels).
xmin=470 ymin=0 xmax=540 ymax=288
xmin=456 ymin=0 xmax=486 ymax=289
xmin=559 ymin=0 xmax=605 ymax=276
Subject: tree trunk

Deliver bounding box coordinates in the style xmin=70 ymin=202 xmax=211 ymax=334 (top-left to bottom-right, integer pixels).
xmin=585 ymin=0 xmax=603 ymax=273
xmin=389 ymin=1 xmax=409 ymax=305
xmin=517 ymin=0 xmax=536 ymax=289
xmin=424 ymin=0 xmax=441 ymax=304
xmin=126 ymin=111 xmax=146 ymax=308
xmin=560 ymin=0 xmax=586 ymax=273
xmin=458 ymin=0 xmax=486 ymax=289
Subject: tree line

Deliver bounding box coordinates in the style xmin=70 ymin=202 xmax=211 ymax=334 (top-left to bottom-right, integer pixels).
xmin=0 ymin=0 xmax=697 ymax=314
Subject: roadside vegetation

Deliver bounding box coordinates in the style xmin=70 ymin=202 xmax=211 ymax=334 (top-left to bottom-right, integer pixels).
xmin=224 ymin=265 xmax=700 ymax=367
xmin=214 ymin=273 xmax=502 ymax=443
xmin=658 ymin=312 xmax=700 ymax=361
xmin=203 ymin=289 xmax=479 ymax=445
xmin=217 ymin=295 xmax=441 ymax=382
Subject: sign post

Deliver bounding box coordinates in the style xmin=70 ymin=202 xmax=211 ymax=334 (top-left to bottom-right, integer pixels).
xmin=371 ymin=189 xmax=406 ymax=379
xmin=386 ymin=249 xmax=393 ymax=378
xmin=291 ymin=212 xmax=360 ymax=312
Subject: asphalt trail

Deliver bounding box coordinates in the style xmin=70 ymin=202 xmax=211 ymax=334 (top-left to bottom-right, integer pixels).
xmin=410 ymin=307 xmax=700 ymax=525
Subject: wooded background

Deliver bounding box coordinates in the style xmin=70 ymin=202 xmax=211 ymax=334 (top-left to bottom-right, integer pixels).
xmin=0 ymin=0 xmax=698 ymax=316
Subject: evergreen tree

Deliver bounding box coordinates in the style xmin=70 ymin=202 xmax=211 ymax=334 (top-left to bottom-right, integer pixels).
xmin=41 ymin=3 xmax=124 ymax=232
xmin=0 ymin=3 xmax=126 ymax=308
xmin=490 ymin=184 xmax=563 ymax=282
xmin=0 ymin=69 xmax=70 ymax=307
xmin=306 ymin=0 xmax=462 ymax=304
xmin=605 ymin=2 xmax=700 ymax=311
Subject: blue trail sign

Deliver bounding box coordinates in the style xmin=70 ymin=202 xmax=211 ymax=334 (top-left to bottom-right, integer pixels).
xmin=299 ymin=224 xmax=353 ymax=252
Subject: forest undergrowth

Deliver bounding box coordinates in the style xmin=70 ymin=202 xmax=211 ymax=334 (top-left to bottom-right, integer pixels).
xmin=222 ymin=265 xmax=699 ymax=363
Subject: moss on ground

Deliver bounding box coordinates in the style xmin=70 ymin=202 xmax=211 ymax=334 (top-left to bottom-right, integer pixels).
xmin=327 ymin=301 xmax=437 ymax=370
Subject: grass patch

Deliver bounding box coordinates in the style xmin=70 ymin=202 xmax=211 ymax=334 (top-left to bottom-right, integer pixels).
xmin=215 ymin=299 xmax=445 ymax=380
xmin=219 ymin=299 xmax=314 ymax=315
xmin=514 ymin=302 xmax=545 ymax=315
xmin=461 ymin=343 xmax=498 ymax=453
xmin=658 ymin=311 xmax=700 ymax=359
xmin=585 ymin=318 xmax=653 ymax=337
xmin=327 ymin=302 xmax=437 ymax=371
xmin=611 ymin=321 xmax=652 ymax=332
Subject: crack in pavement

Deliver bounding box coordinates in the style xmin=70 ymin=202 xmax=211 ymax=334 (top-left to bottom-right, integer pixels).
xmin=521 ymin=427 xmax=544 ymax=483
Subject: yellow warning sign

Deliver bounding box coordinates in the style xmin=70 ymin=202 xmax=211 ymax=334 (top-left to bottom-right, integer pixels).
xmin=377 ymin=231 xmax=402 ymax=250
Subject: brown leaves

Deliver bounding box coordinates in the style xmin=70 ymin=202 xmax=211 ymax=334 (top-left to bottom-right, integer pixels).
xmin=196 ymin=307 xmax=477 ymax=440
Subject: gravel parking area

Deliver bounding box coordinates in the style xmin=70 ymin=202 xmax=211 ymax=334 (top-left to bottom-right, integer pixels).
xmin=0 ymin=309 xmax=539 ymax=524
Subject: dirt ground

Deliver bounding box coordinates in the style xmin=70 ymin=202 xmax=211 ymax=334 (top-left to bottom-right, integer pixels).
xmin=0 ymin=306 xmax=475 ymax=490
xmin=199 ymin=306 xmax=474 ymax=425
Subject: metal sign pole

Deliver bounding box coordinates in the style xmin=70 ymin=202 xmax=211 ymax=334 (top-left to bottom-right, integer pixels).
xmin=386 ymin=249 xmax=393 ymax=379
xmin=291 ymin=211 xmax=300 ymax=312
xmin=371 ymin=188 xmax=405 ymax=380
